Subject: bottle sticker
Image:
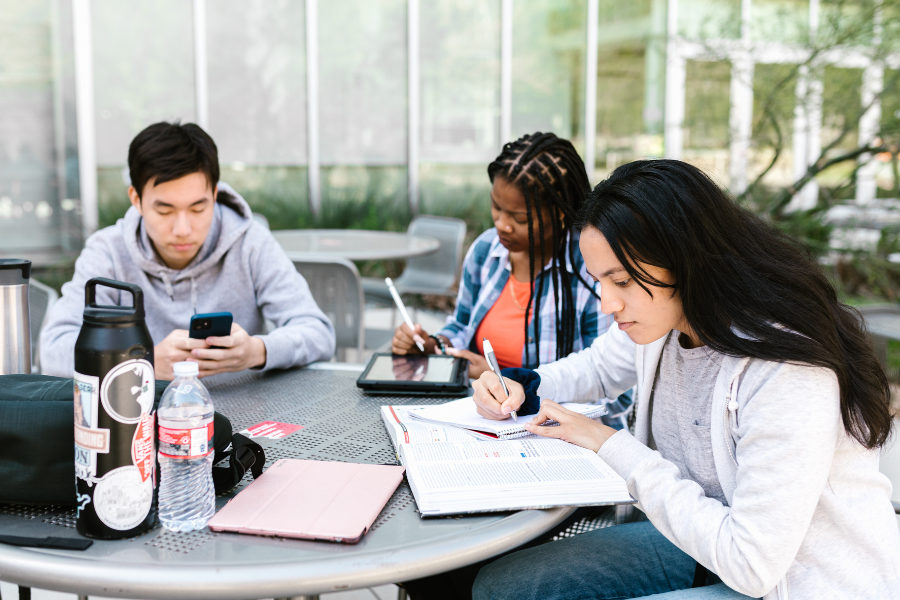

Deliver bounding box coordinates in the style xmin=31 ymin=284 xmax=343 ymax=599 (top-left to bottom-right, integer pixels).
xmin=131 ymin=412 xmax=155 ymax=482
xmin=159 ymin=420 xmax=214 ymax=459
xmin=100 ymin=359 xmax=155 ymax=424
xmin=93 ymin=465 xmax=153 ymax=531
xmin=74 ymin=372 xmax=104 ymax=481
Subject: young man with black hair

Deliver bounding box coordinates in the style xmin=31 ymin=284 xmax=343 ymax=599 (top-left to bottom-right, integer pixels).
xmin=41 ymin=122 xmax=335 ymax=379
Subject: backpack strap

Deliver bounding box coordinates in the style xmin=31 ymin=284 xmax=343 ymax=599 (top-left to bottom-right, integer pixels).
xmin=212 ymin=433 xmax=265 ymax=494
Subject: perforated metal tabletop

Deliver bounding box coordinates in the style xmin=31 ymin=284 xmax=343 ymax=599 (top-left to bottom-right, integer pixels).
xmin=0 ymin=364 xmax=573 ymax=599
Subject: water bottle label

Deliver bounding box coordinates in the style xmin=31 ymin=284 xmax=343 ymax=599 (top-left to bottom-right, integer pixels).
xmin=131 ymin=412 xmax=156 ymax=483
xmin=159 ymin=420 xmax=214 ymax=459
xmin=74 ymin=372 xmax=104 ymax=482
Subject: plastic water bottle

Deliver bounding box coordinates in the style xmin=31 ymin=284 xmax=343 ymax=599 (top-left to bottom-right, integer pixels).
xmin=157 ymin=361 xmax=215 ymax=531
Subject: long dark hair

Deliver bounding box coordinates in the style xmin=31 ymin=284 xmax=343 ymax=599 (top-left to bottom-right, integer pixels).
xmin=488 ymin=132 xmax=599 ymax=366
xmin=576 ymin=159 xmax=892 ymax=449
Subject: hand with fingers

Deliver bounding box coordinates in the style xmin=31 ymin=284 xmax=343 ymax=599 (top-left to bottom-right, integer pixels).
xmin=187 ymin=322 xmax=267 ymax=378
xmin=523 ymin=400 xmax=618 ymax=452
xmin=445 ymin=347 xmax=491 ymax=378
xmin=391 ymin=323 xmax=433 ymax=355
xmin=154 ymin=329 xmax=209 ymax=380
xmin=472 ymin=370 xmax=525 ymax=420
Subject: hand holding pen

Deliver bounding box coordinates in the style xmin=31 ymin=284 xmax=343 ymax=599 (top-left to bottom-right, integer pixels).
xmin=480 ymin=339 xmax=518 ymax=422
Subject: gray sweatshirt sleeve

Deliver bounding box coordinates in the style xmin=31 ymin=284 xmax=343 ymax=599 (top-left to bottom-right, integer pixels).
xmin=39 ymin=233 xmax=121 ymax=377
xmin=247 ymin=229 xmax=336 ymax=370
xmin=535 ymin=322 xmax=638 ymax=403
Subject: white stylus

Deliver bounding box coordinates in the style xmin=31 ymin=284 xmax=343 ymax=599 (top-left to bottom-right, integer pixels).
xmin=483 ymin=338 xmax=517 ymax=422
xmin=386 ymin=277 xmax=425 ymax=352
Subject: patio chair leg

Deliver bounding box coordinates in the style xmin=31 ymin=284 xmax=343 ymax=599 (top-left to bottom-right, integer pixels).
xmin=78 ymin=596 xmax=88 ymax=600
xmin=17 ymin=587 xmax=29 ymax=600
xmin=397 ymin=588 xmax=409 ymax=600
xmin=273 ymin=596 xmax=319 ymax=600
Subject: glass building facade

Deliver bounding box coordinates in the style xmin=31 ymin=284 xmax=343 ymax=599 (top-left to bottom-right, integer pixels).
xmin=0 ymin=0 xmax=892 ymax=261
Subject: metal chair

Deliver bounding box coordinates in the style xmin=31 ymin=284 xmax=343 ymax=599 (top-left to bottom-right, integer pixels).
xmin=292 ymin=257 xmax=365 ymax=362
xmin=28 ymin=278 xmax=58 ymax=374
xmin=362 ymin=215 xmax=467 ymax=303
xmin=251 ymin=212 xmax=270 ymax=230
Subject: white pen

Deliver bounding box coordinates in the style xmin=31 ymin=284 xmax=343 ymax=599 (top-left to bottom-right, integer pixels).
xmin=386 ymin=277 xmax=425 ymax=352
xmin=482 ymin=338 xmax=517 ymax=422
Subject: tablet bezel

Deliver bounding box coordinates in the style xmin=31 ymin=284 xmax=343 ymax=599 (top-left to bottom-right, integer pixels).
xmin=356 ymin=353 xmax=468 ymax=393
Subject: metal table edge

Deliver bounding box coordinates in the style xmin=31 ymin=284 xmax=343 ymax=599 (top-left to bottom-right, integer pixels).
xmin=0 ymin=506 xmax=575 ymax=599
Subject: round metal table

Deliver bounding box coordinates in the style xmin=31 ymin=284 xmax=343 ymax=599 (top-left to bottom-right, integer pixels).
xmin=271 ymin=230 xmax=440 ymax=261
xmin=0 ymin=364 xmax=573 ymax=599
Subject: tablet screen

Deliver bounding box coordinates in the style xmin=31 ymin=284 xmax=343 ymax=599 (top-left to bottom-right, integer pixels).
xmin=364 ymin=355 xmax=457 ymax=383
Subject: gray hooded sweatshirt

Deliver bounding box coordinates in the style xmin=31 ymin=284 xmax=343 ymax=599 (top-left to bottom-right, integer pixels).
xmin=40 ymin=183 xmax=335 ymax=377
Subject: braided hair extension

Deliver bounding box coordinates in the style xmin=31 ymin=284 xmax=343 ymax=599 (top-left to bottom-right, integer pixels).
xmin=487 ymin=132 xmax=599 ymax=367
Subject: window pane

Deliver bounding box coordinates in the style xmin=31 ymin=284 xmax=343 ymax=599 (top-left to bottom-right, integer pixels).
xmin=678 ymin=0 xmax=741 ymax=40
xmin=92 ymin=0 xmax=195 ymax=167
xmin=750 ymin=63 xmax=798 ymax=188
xmin=750 ymin=0 xmax=809 ymax=43
xmin=207 ymin=0 xmax=307 ymax=165
xmin=594 ymin=0 xmax=666 ymax=178
xmin=682 ymin=60 xmax=731 ymax=185
xmin=511 ymin=0 xmax=586 ymax=149
xmin=420 ymin=0 xmax=501 ymax=163
xmin=0 ymin=0 xmax=79 ymax=259
xmin=319 ymin=0 xmax=407 ymax=165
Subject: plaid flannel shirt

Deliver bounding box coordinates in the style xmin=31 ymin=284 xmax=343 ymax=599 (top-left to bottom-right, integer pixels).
xmin=439 ymin=228 xmax=633 ymax=428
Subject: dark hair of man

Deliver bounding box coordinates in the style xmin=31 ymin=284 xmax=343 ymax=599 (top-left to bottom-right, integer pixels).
xmin=128 ymin=121 xmax=220 ymax=200
xmin=576 ymin=159 xmax=893 ymax=449
xmin=487 ymin=132 xmax=600 ymax=367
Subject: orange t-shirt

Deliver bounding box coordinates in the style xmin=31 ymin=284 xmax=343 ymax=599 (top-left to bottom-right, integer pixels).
xmin=475 ymin=276 xmax=534 ymax=369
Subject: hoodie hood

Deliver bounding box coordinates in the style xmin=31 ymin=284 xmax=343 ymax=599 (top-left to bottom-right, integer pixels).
xmin=123 ymin=182 xmax=252 ymax=284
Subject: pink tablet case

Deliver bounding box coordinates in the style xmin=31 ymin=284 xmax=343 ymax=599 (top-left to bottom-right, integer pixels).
xmin=207 ymin=459 xmax=405 ymax=544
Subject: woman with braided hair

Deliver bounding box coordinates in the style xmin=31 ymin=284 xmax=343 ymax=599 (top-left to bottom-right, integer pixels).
xmin=391 ymin=131 xmax=633 ymax=428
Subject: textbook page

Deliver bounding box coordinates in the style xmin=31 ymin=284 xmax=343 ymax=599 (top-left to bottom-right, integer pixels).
xmin=400 ymin=437 xmax=633 ymax=515
xmin=380 ymin=405 xmax=484 ymax=460
xmin=408 ymin=397 xmax=608 ymax=439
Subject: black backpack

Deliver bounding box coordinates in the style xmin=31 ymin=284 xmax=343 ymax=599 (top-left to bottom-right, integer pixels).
xmin=0 ymin=374 xmax=264 ymax=506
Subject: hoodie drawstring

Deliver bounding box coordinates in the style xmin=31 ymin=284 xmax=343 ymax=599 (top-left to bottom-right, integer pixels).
xmin=160 ymin=272 xmax=175 ymax=301
xmin=160 ymin=272 xmax=198 ymax=315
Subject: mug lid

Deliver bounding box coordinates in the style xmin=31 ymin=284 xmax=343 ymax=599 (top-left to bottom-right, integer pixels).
xmin=0 ymin=259 xmax=31 ymax=285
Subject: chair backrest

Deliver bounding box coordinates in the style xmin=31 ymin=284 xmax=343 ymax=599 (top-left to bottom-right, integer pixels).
xmin=251 ymin=212 xmax=270 ymax=230
xmin=29 ymin=278 xmax=59 ymax=373
xmin=397 ymin=215 xmax=467 ymax=295
xmin=291 ymin=257 xmax=364 ymax=359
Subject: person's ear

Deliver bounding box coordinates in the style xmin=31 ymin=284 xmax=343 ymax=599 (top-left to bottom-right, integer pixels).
xmin=127 ymin=185 xmax=143 ymax=216
xmin=213 ymin=184 xmax=218 ymax=203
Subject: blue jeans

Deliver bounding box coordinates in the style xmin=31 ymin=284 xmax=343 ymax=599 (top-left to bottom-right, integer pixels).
xmin=472 ymin=521 xmax=758 ymax=600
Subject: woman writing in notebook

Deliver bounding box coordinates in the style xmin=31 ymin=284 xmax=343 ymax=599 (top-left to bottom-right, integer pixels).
xmin=392 ymin=131 xmax=632 ymax=427
xmin=470 ymin=160 xmax=900 ymax=599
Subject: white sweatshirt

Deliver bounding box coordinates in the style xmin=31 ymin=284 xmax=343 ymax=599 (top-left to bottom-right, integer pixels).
xmin=536 ymin=324 xmax=900 ymax=600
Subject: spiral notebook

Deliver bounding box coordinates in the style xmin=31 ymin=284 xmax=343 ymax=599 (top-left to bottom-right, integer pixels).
xmin=407 ymin=397 xmax=608 ymax=440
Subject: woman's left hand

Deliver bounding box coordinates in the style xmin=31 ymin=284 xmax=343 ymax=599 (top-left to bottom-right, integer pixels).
xmin=524 ymin=400 xmax=618 ymax=452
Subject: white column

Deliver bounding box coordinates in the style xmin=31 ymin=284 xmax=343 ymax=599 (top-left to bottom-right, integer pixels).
xmin=788 ymin=0 xmax=821 ymax=211
xmin=664 ymin=0 xmax=684 ymax=159
xmin=584 ymin=0 xmax=599 ymax=182
xmin=192 ymin=0 xmax=209 ymax=130
xmin=857 ymin=64 xmax=883 ymax=204
xmin=305 ymin=0 xmax=320 ymax=216
xmin=728 ymin=0 xmax=753 ymax=194
xmin=857 ymin=3 xmax=883 ymax=204
xmin=72 ymin=0 xmax=97 ymax=236
xmin=500 ymin=0 xmax=513 ymax=147
xmin=408 ymin=0 xmax=420 ymax=214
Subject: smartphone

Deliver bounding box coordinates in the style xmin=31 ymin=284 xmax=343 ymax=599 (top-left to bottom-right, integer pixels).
xmin=189 ymin=312 xmax=233 ymax=342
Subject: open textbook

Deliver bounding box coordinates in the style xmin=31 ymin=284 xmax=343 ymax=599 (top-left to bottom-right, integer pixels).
xmin=407 ymin=396 xmax=609 ymax=440
xmin=381 ymin=404 xmax=632 ymax=516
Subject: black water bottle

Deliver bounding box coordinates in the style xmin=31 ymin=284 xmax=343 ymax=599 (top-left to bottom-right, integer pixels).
xmin=74 ymin=277 xmax=157 ymax=539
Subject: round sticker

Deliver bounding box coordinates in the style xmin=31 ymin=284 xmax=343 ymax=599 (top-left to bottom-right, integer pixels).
xmin=100 ymin=359 xmax=154 ymax=424
xmin=93 ymin=465 xmax=153 ymax=531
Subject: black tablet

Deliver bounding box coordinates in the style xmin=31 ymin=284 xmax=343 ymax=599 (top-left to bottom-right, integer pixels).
xmin=356 ymin=353 xmax=469 ymax=394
